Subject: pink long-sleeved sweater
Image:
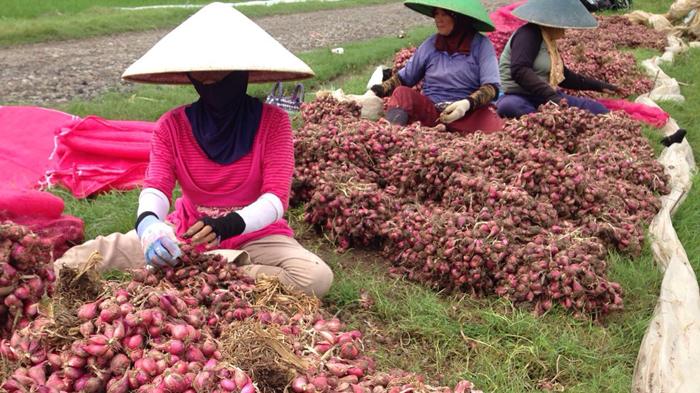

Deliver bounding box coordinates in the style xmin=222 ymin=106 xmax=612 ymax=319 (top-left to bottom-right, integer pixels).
xmin=144 ymin=104 xmax=294 ymax=249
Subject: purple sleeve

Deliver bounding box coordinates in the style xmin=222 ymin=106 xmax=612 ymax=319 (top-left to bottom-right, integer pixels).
xmin=398 ymin=37 xmax=432 ymax=87
xmin=510 ymin=24 xmax=558 ymax=101
xmin=477 ymin=35 xmax=501 ymax=87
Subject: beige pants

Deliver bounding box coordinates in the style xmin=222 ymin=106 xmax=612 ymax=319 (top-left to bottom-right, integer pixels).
xmin=55 ymin=231 xmax=334 ymax=297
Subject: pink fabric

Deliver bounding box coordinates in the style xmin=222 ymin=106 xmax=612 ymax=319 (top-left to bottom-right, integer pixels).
xmin=146 ymin=104 xmax=294 ymax=249
xmin=0 ymin=106 xmax=78 ymax=189
xmin=490 ymin=1 xmax=527 ymax=30
xmin=0 ymin=106 xmax=84 ymax=256
xmin=597 ymin=98 xmax=670 ymax=127
xmin=47 ymin=116 xmax=156 ymax=198
xmin=486 ymin=1 xmax=527 ymax=58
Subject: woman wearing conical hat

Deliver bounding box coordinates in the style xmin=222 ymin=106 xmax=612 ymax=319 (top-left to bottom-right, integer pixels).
xmin=370 ymin=0 xmax=504 ymax=134
xmin=496 ymin=0 xmax=622 ymax=118
xmin=55 ymin=3 xmax=333 ymax=297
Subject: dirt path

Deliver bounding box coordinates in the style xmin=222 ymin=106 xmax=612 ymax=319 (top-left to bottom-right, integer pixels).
xmin=0 ymin=1 xmax=511 ymax=106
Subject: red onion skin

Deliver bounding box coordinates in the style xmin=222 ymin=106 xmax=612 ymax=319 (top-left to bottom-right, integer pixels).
xmin=106 ymin=374 xmax=129 ymax=393
xmin=201 ymin=339 xmax=217 ymax=357
xmin=27 ymin=363 xmax=46 ymax=385
xmin=193 ymin=370 xmax=212 ymax=392
xmin=163 ymin=373 xmax=188 ymax=393
xmin=233 ymin=368 xmax=248 ymax=389
xmin=77 ymin=302 xmax=99 ymax=321
xmin=138 ymin=357 xmax=158 ymax=376
xmin=110 ymin=353 xmax=130 ymax=375
xmin=63 ymin=366 xmax=84 ymax=380
xmin=240 ymin=383 xmax=256 ymax=393
xmin=220 ymin=378 xmax=237 ymax=392
xmin=292 ymin=376 xmax=308 ymax=393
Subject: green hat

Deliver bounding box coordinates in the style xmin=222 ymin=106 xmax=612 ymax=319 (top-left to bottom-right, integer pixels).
xmin=512 ymin=0 xmax=598 ymax=29
xmin=403 ymin=0 xmax=495 ymax=32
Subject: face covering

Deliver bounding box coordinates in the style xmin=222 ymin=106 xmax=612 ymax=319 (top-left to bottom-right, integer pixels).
xmin=435 ymin=12 xmax=475 ymax=55
xmin=185 ymin=71 xmax=264 ymax=165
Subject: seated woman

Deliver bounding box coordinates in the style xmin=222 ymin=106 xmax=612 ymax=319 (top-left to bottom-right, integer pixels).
xmin=55 ymin=3 xmax=333 ymax=297
xmin=496 ymin=0 xmax=621 ymax=119
xmin=371 ymin=0 xmax=503 ymax=134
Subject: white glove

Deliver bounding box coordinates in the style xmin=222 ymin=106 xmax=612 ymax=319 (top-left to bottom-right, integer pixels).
xmin=137 ymin=215 xmax=181 ymax=268
xmin=439 ymin=99 xmax=471 ymax=124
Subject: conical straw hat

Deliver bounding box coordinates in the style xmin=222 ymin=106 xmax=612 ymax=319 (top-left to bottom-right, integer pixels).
xmin=122 ymin=2 xmax=315 ymax=84
xmin=512 ymin=0 xmax=598 ymax=29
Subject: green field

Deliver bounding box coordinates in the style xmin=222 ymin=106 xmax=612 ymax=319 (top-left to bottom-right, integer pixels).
xmin=34 ymin=0 xmax=700 ymax=391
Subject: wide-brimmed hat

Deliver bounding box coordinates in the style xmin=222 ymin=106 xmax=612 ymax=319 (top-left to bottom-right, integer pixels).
xmin=122 ymin=2 xmax=314 ymax=84
xmin=512 ymin=0 xmax=598 ymax=29
xmin=403 ymin=0 xmax=495 ymax=32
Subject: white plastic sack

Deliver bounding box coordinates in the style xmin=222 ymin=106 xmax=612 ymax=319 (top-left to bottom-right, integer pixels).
xmin=639 ymin=58 xmax=685 ymax=102
xmin=659 ymin=35 xmax=689 ymax=62
xmin=631 ymin=29 xmax=700 ymax=392
xmin=632 ymin=138 xmax=700 ymax=393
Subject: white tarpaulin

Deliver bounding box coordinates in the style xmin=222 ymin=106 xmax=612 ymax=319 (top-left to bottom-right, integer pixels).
xmin=630 ymin=2 xmax=700 ymax=390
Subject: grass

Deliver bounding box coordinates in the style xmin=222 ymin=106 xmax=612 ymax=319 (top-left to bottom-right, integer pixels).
xmin=315 ymin=240 xmax=662 ymax=392
xmin=43 ymin=0 xmax=700 ymax=391
xmin=0 ymin=0 xmax=397 ymax=48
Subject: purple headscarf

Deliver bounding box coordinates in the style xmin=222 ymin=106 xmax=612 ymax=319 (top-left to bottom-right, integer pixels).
xmin=185 ymin=71 xmax=263 ymax=165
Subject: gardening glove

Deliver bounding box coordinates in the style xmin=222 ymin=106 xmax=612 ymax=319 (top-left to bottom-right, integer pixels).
xmin=439 ymin=99 xmax=471 ymax=124
xmin=137 ymin=215 xmax=181 ymax=268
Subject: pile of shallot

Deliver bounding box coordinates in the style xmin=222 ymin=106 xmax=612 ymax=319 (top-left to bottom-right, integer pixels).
xmin=0 ymin=222 xmax=56 ymax=338
xmin=293 ymin=98 xmax=667 ymax=317
xmin=0 ymin=237 xmax=481 ymax=393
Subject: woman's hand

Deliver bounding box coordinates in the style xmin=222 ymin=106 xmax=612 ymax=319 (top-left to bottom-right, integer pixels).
xmin=183 ymin=221 xmax=220 ymax=248
xmin=439 ymin=99 xmax=471 ymax=124
xmin=601 ymin=82 xmax=622 ymax=95
xmin=137 ymin=216 xmax=182 ymax=268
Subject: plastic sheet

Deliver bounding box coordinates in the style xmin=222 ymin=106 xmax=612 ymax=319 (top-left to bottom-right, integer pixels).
xmin=629 ymin=4 xmax=700 ymax=389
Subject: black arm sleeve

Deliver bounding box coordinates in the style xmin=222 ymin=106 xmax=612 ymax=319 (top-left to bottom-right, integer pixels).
xmin=202 ymin=212 xmax=246 ymax=241
xmin=560 ymin=67 xmax=610 ymax=91
xmin=509 ymin=24 xmax=559 ymax=102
